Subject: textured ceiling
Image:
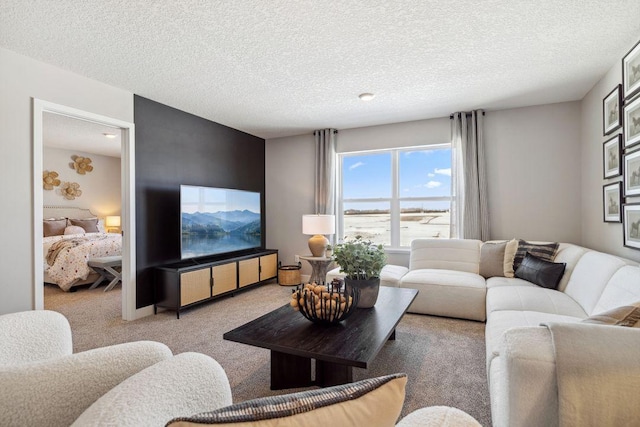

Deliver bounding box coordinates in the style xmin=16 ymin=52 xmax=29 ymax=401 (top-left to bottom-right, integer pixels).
xmin=44 ymin=113 xmax=122 ymax=158
xmin=3 ymin=1 xmax=640 ymax=139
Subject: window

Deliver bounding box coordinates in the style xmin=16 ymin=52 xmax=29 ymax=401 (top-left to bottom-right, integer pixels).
xmin=337 ymin=145 xmax=451 ymax=248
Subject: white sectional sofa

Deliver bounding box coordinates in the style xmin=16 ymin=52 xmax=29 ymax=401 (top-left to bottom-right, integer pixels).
xmin=328 ymin=238 xmax=640 ymax=426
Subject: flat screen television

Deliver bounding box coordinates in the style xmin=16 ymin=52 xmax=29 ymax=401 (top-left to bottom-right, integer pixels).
xmin=180 ymin=185 xmax=262 ymax=259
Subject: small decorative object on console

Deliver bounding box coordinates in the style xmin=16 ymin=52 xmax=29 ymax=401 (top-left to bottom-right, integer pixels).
xmin=290 ymin=282 xmax=359 ymax=325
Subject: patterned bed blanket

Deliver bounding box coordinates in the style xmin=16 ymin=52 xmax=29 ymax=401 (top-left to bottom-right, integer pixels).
xmin=44 ymin=233 xmax=122 ymax=291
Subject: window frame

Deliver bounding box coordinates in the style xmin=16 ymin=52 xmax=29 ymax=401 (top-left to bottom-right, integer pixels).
xmin=337 ymin=143 xmax=452 ymax=250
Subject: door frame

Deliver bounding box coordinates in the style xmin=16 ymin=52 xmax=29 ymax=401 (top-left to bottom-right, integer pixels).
xmin=33 ymin=99 xmax=141 ymax=320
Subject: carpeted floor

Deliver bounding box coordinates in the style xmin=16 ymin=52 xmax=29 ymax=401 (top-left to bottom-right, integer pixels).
xmin=45 ymin=282 xmax=491 ymax=426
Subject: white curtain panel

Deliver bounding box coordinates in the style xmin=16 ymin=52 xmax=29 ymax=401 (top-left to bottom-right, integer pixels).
xmin=313 ymin=129 xmax=337 ymax=216
xmin=450 ymin=111 xmax=489 ymax=240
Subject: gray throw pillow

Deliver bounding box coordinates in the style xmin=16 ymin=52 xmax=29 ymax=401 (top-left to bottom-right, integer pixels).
xmin=479 ymin=241 xmax=507 ymax=278
xmin=514 ymin=253 xmax=566 ymax=289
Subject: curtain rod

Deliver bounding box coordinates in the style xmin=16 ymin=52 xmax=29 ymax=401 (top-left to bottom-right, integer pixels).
xmin=449 ymin=111 xmax=486 ymax=119
xmin=313 ymin=129 xmax=339 ymax=135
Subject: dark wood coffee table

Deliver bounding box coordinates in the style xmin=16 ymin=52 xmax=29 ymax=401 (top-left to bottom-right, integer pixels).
xmin=223 ymin=286 xmax=418 ymax=390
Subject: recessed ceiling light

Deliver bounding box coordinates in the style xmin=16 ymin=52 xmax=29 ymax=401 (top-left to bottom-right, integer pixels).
xmin=359 ymin=93 xmax=375 ymax=101
xmin=103 ymin=133 xmax=117 ymax=139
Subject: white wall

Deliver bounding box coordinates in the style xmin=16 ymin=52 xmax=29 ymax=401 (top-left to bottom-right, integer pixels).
xmin=43 ymin=147 xmax=121 ymax=218
xmin=484 ymin=102 xmax=582 ymax=243
xmin=0 ymin=47 xmax=133 ymax=314
xmin=580 ymin=60 xmax=640 ymax=262
xmin=266 ymin=104 xmax=583 ymax=274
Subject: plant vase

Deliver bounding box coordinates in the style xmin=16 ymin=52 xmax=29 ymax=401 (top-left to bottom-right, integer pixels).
xmin=345 ymin=277 xmax=380 ymax=308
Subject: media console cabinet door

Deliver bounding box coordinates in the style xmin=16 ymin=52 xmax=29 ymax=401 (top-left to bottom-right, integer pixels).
xmin=180 ymin=268 xmax=211 ymax=306
xmin=212 ymin=262 xmax=238 ymax=296
xmin=260 ymin=253 xmax=278 ymax=280
xmin=239 ymin=258 xmax=260 ymax=287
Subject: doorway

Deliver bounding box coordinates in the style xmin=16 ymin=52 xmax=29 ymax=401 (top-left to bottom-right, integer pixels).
xmin=33 ymin=99 xmax=140 ymax=320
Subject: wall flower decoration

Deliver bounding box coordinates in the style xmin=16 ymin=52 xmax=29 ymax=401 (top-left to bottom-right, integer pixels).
xmin=59 ymin=181 xmax=82 ymax=200
xmin=70 ymin=155 xmax=94 ymax=175
xmin=43 ymin=170 xmax=61 ymax=190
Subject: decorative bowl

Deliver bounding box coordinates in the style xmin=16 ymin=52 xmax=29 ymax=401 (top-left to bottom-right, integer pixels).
xmin=290 ymin=283 xmax=360 ymax=325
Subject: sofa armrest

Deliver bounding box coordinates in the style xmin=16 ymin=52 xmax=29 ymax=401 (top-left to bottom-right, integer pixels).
xmin=0 ymin=310 xmax=72 ymax=364
xmin=489 ymin=327 xmax=558 ymax=427
xmin=72 ymin=352 xmax=233 ymax=427
xmin=0 ymin=340 xmax=172 ymax=427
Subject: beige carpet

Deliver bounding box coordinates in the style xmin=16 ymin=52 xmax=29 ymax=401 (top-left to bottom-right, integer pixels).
xmin=45 ymin=282 xmax=491 ymax=426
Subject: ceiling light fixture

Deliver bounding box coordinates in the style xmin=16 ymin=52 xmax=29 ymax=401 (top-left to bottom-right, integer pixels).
xmin=103 ymin=133 xmax=117 ymax=139
xmin=359 ymin=93 xmax=375 ymax=101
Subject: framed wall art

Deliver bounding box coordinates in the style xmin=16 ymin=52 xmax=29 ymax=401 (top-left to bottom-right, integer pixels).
xmin=622 ymin=203 xmax=640 ymax=250
xmin=622 ymin=39 xmax=640 ymax=100
xmin=623 ymin=95 xmax=640 ymax=150
xmin=603 ymin=134 xmax=622 ymax=178
xmin=603 ymin=84 xmax=622 ymax=135
xmin=624 ymin=148 xmax=640 ymax=197
xmin=603 ymin=182 xmax=622 ymax=223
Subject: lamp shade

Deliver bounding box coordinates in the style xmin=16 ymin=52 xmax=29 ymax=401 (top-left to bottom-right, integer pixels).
xmin=105 ymin=216 xmax=121 ymax=227
xmin=302 ymin=214 xmax=335 ymax=235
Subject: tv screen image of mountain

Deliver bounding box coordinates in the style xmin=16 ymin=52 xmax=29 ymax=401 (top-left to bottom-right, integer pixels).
xmin=180 ymin=185 xmax=261 ymax=259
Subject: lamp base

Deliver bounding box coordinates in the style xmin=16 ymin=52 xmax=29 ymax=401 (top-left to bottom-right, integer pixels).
xmin=308 ymin=235 xmax=329 ymax=257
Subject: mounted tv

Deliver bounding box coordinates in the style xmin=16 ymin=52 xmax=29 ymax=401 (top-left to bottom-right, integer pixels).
xmin=180 ymin=185 xmax=262 ymax=259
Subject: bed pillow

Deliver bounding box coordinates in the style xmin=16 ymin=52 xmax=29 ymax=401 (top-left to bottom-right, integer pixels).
xmin=167 ymin=373 xmax=407 ymax=427
xmin=515 ymin=253 xmax=566 ymax=289
xmin=68 ymin=218 xmax=99 ymax=233
xmin=479 ymin=241 xmax=507 ymax=278
xmin=512 ymin=239 xmax=559 ymax=272
xmin=581 ymin=302 xmax=640 ymax=328
xmin=43 ymin=218 xmax=68 ymax=237
xmin=64 ymin=225 xmax=86 ymax=235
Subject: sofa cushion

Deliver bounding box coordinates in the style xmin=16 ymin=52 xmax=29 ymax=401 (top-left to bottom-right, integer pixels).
xmin=486 ymin=286 xmax=587 ymax=318
xmin=485 ymin=276 xmax=538 ymax=289
xmin=479 ymin=241 xmax=507 ymax=278
xmin=167 ymin=373 xmax=407 ymax=427
xmin=512 ymin=240 xmax=559 ymax=272
xmin=592 ymin=265 xmax=640 ymax=314
xmin=409 ymin=239 xmax=481 ymax=273
xmin=400 ymin=269 xmax=486 ymax=321
xmin=514 ymin=253 xmax=566 ymax=289
xmin=563 ymin=251 xmax=629 ymax=315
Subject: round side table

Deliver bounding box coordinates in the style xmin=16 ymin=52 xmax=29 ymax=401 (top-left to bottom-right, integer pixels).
xmin=299 ymin=255 xmax=333 ymax=284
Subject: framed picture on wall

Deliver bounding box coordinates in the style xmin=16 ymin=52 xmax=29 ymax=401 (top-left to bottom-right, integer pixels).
xmin=603 ymin=85 xmax=622 ymax=135
xmin=603 ymin=182 xmax=622 ymax=223
xmin=624 ymin=148 xmax=640 ymax=197
xmin=623 ymin=95 xmax=640 ymax=149
xmin=603 ymin=134 xmax=622 ymax=178
xmin=622 ymin=39 xmax=640 ymax=100
xmin=622 ymin=203 xmax=640 ymax=250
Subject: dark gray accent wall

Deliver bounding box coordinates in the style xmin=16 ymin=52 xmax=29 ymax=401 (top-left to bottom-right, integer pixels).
xmin=134 ymin=95 xmax=265 ymax=308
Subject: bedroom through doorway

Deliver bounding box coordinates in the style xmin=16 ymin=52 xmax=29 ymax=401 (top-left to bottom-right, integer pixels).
xmin=33 ymin=100 xmax=138 ymax=320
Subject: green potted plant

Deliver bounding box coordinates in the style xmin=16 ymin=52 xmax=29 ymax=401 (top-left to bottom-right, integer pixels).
xmin=332 ymin=235 xmax=386 ymax=308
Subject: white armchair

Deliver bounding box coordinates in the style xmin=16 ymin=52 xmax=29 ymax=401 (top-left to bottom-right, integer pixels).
xmin=0 ymin=310 xmax=232 ymax=427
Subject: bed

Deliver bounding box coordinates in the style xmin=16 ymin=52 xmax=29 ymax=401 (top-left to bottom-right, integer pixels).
xmin=43 ymin=206 xmax=122 ymax=291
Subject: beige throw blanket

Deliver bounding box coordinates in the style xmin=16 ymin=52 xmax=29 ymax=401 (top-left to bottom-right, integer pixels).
xmin=542 ymin=322 xmax=640 ymax=426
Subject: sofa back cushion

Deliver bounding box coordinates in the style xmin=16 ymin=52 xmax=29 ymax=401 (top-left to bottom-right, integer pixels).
xmin=563 ymin=251 xmax=628 ymax=314
xmin=592 ymin=266 xmax=640 ymax=315
xmin=553 ymin=244 xmax=589 ymax=291
xmin=410 ymin=239 xmax=481 ymax=273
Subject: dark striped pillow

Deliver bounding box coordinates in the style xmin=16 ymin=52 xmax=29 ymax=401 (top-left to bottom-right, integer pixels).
xmin=512 ymin=240 xmax=559 ymax=272
xmin=167 ymin=373 xmax=407 ymax=426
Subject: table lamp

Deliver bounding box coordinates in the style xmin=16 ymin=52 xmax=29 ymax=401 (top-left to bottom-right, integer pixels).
xmin=302 ymin=214 xmax=335 ymax=257
xmin=105 ymin=215 xmax=121 ymax=233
